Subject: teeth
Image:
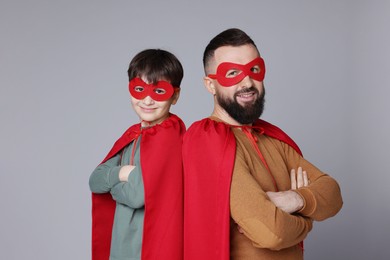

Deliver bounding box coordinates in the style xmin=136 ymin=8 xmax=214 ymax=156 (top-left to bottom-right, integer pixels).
xmin=238 ymin=93 xmax=253 ymax=97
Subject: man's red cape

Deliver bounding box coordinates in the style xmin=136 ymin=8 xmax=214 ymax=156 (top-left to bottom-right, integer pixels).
xmin=182 ymin=118 xmax=302 ymax=260
xmin=91 ymin=114 xmax=185 ymax=260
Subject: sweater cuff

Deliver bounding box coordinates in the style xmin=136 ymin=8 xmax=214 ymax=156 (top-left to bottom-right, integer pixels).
xmin=108 ymin=166 xmax=121 ymax=187
xmin=127 ymin=166 xmax=140 ymax=184
xmin=295 ymin=188 xmax=317 ymax=217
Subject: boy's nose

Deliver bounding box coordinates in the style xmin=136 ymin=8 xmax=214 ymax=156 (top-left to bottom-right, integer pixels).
xmin=142 ymin=95 xmax=155 ymax=105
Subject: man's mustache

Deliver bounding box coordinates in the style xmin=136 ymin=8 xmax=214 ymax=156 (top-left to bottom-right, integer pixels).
xmin=235 ymin=86 xmax=259 ymax=96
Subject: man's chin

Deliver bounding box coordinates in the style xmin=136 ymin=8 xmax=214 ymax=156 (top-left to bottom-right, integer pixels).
xmin=236 ymin=100 xmax=256 ymax=108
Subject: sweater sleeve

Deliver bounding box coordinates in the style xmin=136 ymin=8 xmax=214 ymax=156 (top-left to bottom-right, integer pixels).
xmin=282 ymin=142 xmax=343 ymax=221
xmin=109 ymin=166 xmax=145 ymax=209
xmin=230 ymin=144 xmax=313 ymax=251
xmin=109 ymin=136 xmax=145 ymax=209
xmin=89 ymin=154 xmax=122 ymax=193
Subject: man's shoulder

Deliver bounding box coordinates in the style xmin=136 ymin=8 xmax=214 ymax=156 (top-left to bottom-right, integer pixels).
xmin=255 ymin=119 xmax=302 ymax=156
xmin=186 ymin=118 xmax=209 ymax=131
xmin=182 ymin=118 xmax=237 ymax=161
xmin=184 ymin=117 xmax=233 ymax=144
xmin=186 ymin=117 xmax=230 ymax=135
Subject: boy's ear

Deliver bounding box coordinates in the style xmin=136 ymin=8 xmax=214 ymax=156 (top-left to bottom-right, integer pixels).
xmin=204 ymin=76 xmax=216 ymax=95
xmin=171 ymin=88 xmax=180 ymax=105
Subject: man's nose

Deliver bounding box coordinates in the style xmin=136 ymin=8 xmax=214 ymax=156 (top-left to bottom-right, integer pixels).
xmin=239 ymin=75 xmax=254 ymax=88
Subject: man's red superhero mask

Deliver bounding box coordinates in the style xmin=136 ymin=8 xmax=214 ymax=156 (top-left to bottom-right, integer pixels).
xmin=129 ymin=77 xmax=176 ymax=101
xmin=208 ymin=57 xmax=266 ymax=87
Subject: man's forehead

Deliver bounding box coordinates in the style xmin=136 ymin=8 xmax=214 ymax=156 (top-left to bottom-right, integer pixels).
xmin=214 ymin=44 xmax=260 ymax=65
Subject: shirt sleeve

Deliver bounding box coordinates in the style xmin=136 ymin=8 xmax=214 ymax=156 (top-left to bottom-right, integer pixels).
xmin=89 ymin=154 xmax=122 ymax=193
xmin=109 ymin=166 xmax=145 ymax=209
xmin=282 ymin=142 xmax=343 ymax=221
xmin=230 ymin=145 xmax=313 ymax=251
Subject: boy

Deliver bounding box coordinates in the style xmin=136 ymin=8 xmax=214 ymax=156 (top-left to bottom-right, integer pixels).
xmin=89 ymin=49 xmax=185 ymax=260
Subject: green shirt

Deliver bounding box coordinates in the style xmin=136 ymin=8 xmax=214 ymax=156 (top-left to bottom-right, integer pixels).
xmin=89 ymin=137 xmax=144 ymax=260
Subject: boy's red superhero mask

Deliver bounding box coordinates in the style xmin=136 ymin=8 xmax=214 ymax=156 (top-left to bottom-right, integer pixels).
xmin=208 ymin=57 xmax=266 ymax=87
xmin=129 ymin=77 xmax=176 ymax=101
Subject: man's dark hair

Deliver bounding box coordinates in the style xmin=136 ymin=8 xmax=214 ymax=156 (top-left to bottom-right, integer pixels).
xmin=128 ymin=49 xmax=183 ymax=87
xmin=203 ymin=28 xmax=257 ymax=74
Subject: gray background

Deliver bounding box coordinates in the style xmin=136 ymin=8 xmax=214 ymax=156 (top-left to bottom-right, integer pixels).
xmin=1 ymin=0 xmax=389 ymax=259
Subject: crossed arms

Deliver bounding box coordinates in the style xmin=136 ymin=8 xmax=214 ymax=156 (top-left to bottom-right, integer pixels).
xmin=230 ymin=137 xmax=343 ymax=250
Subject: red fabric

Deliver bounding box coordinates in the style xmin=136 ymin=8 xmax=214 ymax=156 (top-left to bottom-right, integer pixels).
xmin=129 ymin=77 xmax=175 ymax=101
xmin=183 ymin=118 xmax=302 ymax=260
xmin=208 ymin=57 xmax=266 ymax=87
xmin=91 ymin=114 xmax=185 ymax=260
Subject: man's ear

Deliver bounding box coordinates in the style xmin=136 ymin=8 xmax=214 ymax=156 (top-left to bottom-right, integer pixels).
xmin=204 ymin=76 xmax=216 ymax=95
xmin=171 ymin=88 xmax=180 ymax=105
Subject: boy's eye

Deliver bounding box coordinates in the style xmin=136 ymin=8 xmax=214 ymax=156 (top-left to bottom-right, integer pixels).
xmin=251 ymin=66 xmax=260 ymax=73
xmin=135 ymin=86 xmax=144 ymax=92
xmin=226 ymin=69 xmax=241 ymax=78
xmin=154 ymin=88 xmax=166 ymax=95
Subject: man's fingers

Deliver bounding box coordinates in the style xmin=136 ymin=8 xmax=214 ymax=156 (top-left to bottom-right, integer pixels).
xmin=290 ymin=169 xmax=297 ymax=190
xmin=292 ymin=167 xmax=309 ymax=189
xmin=303 ymin=170 xmax=309 ymax=186
xmin=297 ymin=167 xmax=304 ymax=188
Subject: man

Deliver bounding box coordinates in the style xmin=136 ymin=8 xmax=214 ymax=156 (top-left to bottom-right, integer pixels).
xmin=183 ymin=28 xmax=343 ymax=259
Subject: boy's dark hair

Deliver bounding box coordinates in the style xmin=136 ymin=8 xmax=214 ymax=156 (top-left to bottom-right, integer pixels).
xmin=128 ymin=49 xmax=183 ymax=87
xmin=203 ymin=28 xmax=257 ymax=74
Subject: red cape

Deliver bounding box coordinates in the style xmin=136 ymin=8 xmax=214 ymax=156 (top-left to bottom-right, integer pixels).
xmin=91 ymin=114 xmax=185 ymax=260
xmin=182 ymin=118 xmax=302 ymax=260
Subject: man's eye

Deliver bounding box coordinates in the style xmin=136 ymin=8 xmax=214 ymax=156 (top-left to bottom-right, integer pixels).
xmin=135 ymin=87 xmax=144 ymax=92
xmin=226 ymin=69 xmax=241 ymax=78
xmin=154 ymin=88 xmax=166 ymax=95
xmin=251 ymin=66 xmax=260 ymax=73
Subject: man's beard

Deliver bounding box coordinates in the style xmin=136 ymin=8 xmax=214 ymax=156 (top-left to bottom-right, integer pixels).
xmin=216 ymin=86 xmax=265 ymax=125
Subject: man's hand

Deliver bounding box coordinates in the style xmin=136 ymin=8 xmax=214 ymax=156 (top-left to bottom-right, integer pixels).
xmin=266 ymin=167 xmax=309 ymax=213
xmin=236 ymin=168 xmax=309 ymax=234
xmin=266 ymin=190 xmax=304 ymax=213
xmin=290 ymin=167 xmax=309 ymax=190
xmin=119 ymin=165 xmax=136 ymax=182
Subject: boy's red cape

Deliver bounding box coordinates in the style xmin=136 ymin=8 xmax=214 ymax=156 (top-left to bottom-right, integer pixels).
xmin=91 ymin=114 xmax=185 ymax=260
xmin=183 ymin=118 xmax=302 ymax=260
